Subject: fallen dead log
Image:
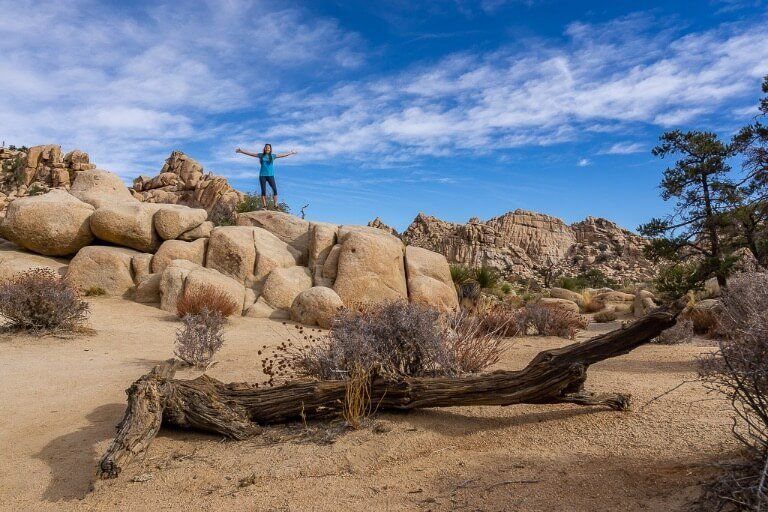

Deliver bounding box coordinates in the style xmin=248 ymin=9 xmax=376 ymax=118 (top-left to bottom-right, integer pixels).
xmin=98 ymin=309 xmax=676 ymax=479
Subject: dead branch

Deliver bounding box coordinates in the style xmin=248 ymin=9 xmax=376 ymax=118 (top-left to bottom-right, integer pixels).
xmin=98 ymin=309 xmax=676 ymax=479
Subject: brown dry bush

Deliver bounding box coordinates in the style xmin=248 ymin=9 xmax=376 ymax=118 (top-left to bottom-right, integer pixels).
xmin=516 ymin=303 xmax=588 ymax=339
xmin=581 ymin=291 xmax=605 ymax=313
xmin=174 ymin=309 xmax=225 ymax=368
xmin=699 ymin=273 xmax=768 ymax=510
xmin=176 ymin=284 xmax=238 ymax=318
xmin=0 ymin=268 xmax=89 ymax=333
xmin=651 ymin=318 xmax=694 ymax=345
xmin=593 ymin=310 xmax=617 ymax=323
xmin=260 ymin=302 xmax=508 ymax=385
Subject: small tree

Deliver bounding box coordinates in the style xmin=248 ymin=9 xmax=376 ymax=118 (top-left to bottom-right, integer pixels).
xmin=731 ymin=74 xmax=768 ymax=265
xmin=640 ymin=130 xmax=736 ymax=290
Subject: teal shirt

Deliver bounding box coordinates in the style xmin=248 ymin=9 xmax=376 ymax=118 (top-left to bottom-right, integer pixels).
xmin=258 ymin=153 xmax=275 ymax=177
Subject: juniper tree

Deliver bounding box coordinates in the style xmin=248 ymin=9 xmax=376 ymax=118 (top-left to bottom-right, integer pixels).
xmin=639 ymin=130 xmax=735 ymax=288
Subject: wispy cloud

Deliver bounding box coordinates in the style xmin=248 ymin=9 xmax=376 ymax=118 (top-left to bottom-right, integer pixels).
xmin=576 ymin=158 xmax=591 ymax=167
xmin=228 ymin=13 xmax=768 ymax=164
xmin=599 ymin=142 xmax=646 ymax=155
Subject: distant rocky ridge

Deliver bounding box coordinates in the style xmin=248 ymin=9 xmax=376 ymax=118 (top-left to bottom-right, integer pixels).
xmin=389 ymin=210 xmax=656 ymax=285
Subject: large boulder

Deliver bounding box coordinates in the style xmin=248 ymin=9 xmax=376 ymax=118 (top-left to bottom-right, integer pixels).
xmin=205 ymin=226 xmax=257 ymax=285
xmin=633 ymin=289 xmax=656 ymax=318
xmin=0 ymin=189 xmax=94 ymax=256
xmin=253 ymin=227 xmax=301 ymax=283
xmin=308 ymin=221 xmax=338 ymax=284
xmin=404 ymin=245 xmax=458 ymax=312
xmin=261 ymin=266 xmax=313 ymax=310
xmin=236 ymin=210 xmax=310 ymax=263
xmin=135 ymin=273 xmax=161 ymax=303
xmin=159 ymin=260 xmax=246 ymax=314
xmin=549 ymin=287 xmax=583 ymax=306
xmin=245 ymin=297 xmax=290 ymax=320
xmin=595 ymin=291 xmax=635 ymax=303
xmin=290 ymin=286 xmax=344 ymax=328
xmin=66 ymin=246 xmax=139 ymax=297
xmin=159 ymin=260 xmax=199 ymax=313
xmin=131 ymin=253 xmax=153 ymax=281
xmin=154 ymin=206 xmax=207 ymax=240
xmin=333 ymin=231 xmax=407 ymax=305
xmin=178 ymin=220 xmax=214 ymax=241
xmin=322 ymin=244 xmax=341 ymax=281
xmin=69 ymin=168 xmax=135 ymax=208
xmin=89 ymin=202 xmax=165 ymax=252
xmin=537 ymin=297 xmax=581 ymax=314
xmin=0 ymin=240 xmax=68 ymax=283
xmin=152 ymin=238 xmax=207 ymax=274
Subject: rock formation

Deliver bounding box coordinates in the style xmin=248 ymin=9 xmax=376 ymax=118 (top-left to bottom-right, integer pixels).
xmin=400 ymin=210 xmax=656 ymax=285
xmin=0 ymin=168 xmax=460 ymax=329
xmin=131 ymin=151 xmax=244 ymax=223
xmin=0 ymin=145 xmax=96 ymax=213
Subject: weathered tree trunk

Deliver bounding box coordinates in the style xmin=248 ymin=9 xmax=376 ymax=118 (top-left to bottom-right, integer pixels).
xmin=98 ymin=310 xmax=676 ymax=479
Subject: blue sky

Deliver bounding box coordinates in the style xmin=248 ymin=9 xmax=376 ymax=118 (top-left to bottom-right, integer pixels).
xmin=1 ymin=0 xmax=766 ymax=231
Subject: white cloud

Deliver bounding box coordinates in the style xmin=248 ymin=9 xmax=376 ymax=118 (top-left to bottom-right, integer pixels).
xmin=576 ymin=158 xmax=591 ymax=167
xmin=0 ymin=0 xmax=365 ymax=177
xmin=240 ymin=13 xmax=768 ymax=162
xmin=600 ymin=142 xmax=646 ymax=155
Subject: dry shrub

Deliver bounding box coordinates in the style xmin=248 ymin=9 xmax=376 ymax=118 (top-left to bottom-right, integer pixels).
xmin=177 ymin=284 xmax=238 ymax=318
xmin=174 ymin=309 xmax=225 ymax=367
xmin=684 ymin=304 xmax=721 ymax=336
xmin=581 ymin=291 xmax=605 ymax=313
xmin=613 ymin=302 xmax=633 ymax=314
xmin=652 ymin=318 xmax=694 ymax=345
xmin=343 ymin=364 xmax=372 ymax=429
xmin=516 ymin=304 xmax=588 ymax=339
xmin=593 ymin=310 xmax=617 ymax=323
xmin=699 ymin=273 xmax=768 ymax=510
xmin=477 ymin=302 xmax=521 ymax=337
xmin=0 ymin=268 xmax=89 ymax=332
xmin=262 ymin=302 xmax=507 ymax=384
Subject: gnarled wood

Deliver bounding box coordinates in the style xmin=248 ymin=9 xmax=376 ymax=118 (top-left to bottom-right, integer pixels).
xmin=98 ymin=309 xmax=676 ymax=479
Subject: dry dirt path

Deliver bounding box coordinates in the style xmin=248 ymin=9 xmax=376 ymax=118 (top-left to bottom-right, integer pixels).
xmin=0 ymin=298 xmax=736 ymax=511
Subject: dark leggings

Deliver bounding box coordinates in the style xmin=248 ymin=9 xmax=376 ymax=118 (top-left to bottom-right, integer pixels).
xmin=259 ymin=176 xmax=277 ymax=196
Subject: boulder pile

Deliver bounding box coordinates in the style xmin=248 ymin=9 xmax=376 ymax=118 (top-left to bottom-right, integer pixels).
xmin=400 ymin=210 xmax=657 ymax=285
xmin=131 ymin=150 xmax=245 ymax=223
xmin=0 ymin=144 xmax=97 ymax=212
xmin=0 ymin=167 xmax=459 ymax=327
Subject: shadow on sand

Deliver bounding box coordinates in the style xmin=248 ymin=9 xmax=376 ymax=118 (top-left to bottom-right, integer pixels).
xmin=34 ymin=402 xmax=125 ymax=502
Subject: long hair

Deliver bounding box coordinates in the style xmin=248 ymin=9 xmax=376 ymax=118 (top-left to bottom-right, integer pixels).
xmin=261 ymin=144 xmax=274 ymax=165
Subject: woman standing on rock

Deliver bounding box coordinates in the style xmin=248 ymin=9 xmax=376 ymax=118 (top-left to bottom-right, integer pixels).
xmin=235 ymin=144 xmax=297 ymax=208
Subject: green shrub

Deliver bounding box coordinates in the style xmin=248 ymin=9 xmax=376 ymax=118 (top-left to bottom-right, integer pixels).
xmin=500 ymin=282 xmax=512 ymax=295
xmin=654 ymin=261 xmax=703 ymax=301
xmin=450 ymin=264 xmax=474 ymax=286
xmin=474 ymin=266 xmax=499 ymax=290
xmin=235 ymin=193 xmax=291 ymax=214
xmin=557 ymin=269 xmax=617 ymax=292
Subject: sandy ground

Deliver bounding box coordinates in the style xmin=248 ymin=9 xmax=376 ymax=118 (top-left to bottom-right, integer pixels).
xmin=0 ymin=298 xmax=737 ymax=511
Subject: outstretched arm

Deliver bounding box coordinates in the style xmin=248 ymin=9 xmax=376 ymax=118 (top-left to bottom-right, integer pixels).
xmin=275 ymin=150 xmax=298 ymax=159
xmin=235 ymin=148 xmax=261 ymax=158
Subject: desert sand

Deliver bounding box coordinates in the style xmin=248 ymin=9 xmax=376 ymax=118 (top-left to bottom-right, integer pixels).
xmin=0 ymin=298 xmax=735 ymax=511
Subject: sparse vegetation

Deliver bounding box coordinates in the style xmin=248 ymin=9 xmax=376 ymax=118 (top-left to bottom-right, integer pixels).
xmin=0 ymin=268 xmax=89 ymax=333
xmin=651 ymin=318 xmax=694 ymax=345
xmin=557 ymin=269 xmax=617 ymax=292
xmin=174 ymin=309 xmax=225 ymax=368
xmin=475 ymin=302 xmax=587 ymax=339
xmin=450 ymin=264 xmax=474 ymax=285
xmin=581 ymin=290 xmax=605 ymax=313
xmin=176 ymin=284 xmax=239 ymax=318
xmin=259 ymin=302 xmax=508 ymax=386
xmin=84 ymin=286 xmax=106 ymax=297
xmin=236 ymin=192 xmax=291 ymax=214
xmin=593 ymin=310 xmax=617 ymax=323
xmin=473 ymin=266 xmax=499 ymax=290
xmin=699 ymin=273 xmax=768 ymax=509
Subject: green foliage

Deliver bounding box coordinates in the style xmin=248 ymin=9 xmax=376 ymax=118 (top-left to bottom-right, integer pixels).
xmin=235 ymin=193 xmax=291 ymax=214
xmin=473 ymin=266 xmax=499 ymax=290
xmin=500 ymin=282 xmax=512 ymax=295
xmin=654 ymin=261 xmax=704 ymax=301
xmin=556 ymin=269 xmax=616 ymax=292
xmin=450 ymin=264 xmax=474 ymax=286
xmin=27 ymin=183 xmax=45 ymax=196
